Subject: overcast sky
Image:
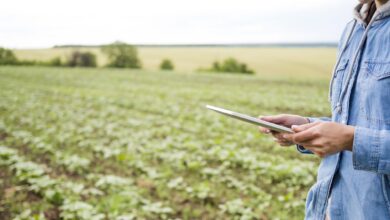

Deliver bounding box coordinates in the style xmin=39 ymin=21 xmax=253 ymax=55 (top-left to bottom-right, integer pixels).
xmin=0 ymin=0 xmax=357 ymax=48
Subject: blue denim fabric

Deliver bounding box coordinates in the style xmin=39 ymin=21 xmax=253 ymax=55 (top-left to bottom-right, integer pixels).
xmin=299 ymin=12 xmax=390 ymax=220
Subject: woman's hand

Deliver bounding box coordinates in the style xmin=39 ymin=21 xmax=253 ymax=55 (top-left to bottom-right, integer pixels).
xmin=258 ymin=114 xmax=309 ymax=147
xmin=282 ymin=122 xmax=355 ymax=157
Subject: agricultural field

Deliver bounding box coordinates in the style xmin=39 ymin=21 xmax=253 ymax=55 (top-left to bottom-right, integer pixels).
xmin=0 ymin=63 xmax=331 ymax=219
xmin=13 ymin=47 xmax=337 ymax=76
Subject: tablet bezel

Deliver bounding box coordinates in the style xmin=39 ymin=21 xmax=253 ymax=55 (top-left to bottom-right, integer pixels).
xmin=206 ymin=105 xmax=293 ymax=133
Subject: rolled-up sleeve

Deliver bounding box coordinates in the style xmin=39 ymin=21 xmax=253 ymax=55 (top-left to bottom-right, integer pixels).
xmin=352 ymin=126 xmax=390 ymax=175
xmin=296 ymin=117 xmax=331 ymax=154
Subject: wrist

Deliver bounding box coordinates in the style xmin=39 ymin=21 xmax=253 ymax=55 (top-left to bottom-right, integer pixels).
xmin=344 ymin=125 xmax=355 ymax=151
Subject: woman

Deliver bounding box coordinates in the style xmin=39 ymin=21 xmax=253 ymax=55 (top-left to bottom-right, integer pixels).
xmin=259 ymin=0 xmax=390 ymax=219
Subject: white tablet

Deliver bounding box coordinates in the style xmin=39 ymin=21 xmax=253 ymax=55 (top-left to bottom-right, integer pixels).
xmin=206 ymin=105 xmax=293 ymax=133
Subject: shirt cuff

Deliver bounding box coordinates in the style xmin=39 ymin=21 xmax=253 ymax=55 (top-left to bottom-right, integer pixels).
xmin=307 ymin=117 xmax=331 ymax=123
xmin=296 ymin=145 xmax=313 ymax=154
xmin=352 ymin=126 xmax=380 ymax=172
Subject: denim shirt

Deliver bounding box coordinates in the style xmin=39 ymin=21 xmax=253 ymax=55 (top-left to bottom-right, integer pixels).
xmin=299 ymin=4 xmax=390 ymax=220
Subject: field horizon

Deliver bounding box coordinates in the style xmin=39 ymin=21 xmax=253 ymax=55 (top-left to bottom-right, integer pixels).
xmin=13 ymin=46 xmax=337 ymax=78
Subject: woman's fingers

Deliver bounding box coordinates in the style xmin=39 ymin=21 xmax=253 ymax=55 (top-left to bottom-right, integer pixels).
xmin=259 ymin=127 xmax=292 ymax=146
xmin=258 ymin=114 xmax=310 ymax=147
xmin=283 ymin=130 xmax=313 ymax=144
xmin=271 ymin=131 xmax=283 ymax=138
xmin=276 ymin=139 xmax=293 ymax=146
xmin=272 ymin=132 xmax=293 ymax=146
xmin=291 ymin=122 xmax=320 ymax=132
xmin=260 ymin=115 xmax=286 ymax=124
xmin=284 ymin=123 xmax=321 ymax=144
xmin=258 ymin=126 xmax=271 ymax=134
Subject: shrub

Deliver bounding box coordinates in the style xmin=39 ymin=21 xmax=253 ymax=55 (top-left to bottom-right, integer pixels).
xmin=48 ymin=57 xmax=62 ymax=67
xmin=0 ymin=47 xmax=18 ymax=65
xmin=17 ymin=60 xmax=38 ymax=66
xmin=101 ymin=41 xmax=141 ymax=68
xmin=66 ymin=51 xmax=96 ymax=67
xmin=160 ymin=59 xmax=174 ymax=70
xmin=204 ymin=58 xmax=254 ymax=74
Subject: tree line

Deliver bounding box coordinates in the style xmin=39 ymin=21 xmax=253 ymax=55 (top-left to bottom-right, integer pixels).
xmin=0 ymin=42 xmax=254 ymax=74
xmin=0 ymin=42 xmax=174 ymax=70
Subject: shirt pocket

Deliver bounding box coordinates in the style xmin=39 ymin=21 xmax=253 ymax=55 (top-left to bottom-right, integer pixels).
xmin=360 ymin=61 xmax=390 ymax=126
xmin=331 ymin=59 xmax=349 ymax=110
xmin=364 ymin=60 xmax=390 ymax=80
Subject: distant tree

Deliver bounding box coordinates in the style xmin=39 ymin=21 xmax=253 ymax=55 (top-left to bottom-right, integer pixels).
xmin=205 ymin=58 xmax=254 ymax=74
xmin=160 ymin=59 xmax=174 ymax=70
xmin=47 ymin=57 xmax=62 ymax=67
xmin=66 ymin=51 xmax=96 ymax=67
xmin=212 ymin=61 xmax=220 ymax=71
xmin=101 ymin=42 xmax=141 ymax=68
xmin=0 ymin=48 xmax=66 ymax=67
xmin=0 ymin=47 xmax=18 ymax=65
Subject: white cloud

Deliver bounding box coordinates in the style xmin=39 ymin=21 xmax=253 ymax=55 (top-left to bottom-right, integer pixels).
xmin=0 ymin=0 xmax=357 ymax=48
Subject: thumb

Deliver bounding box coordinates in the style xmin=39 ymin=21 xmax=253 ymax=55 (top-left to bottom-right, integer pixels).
xmin=291 ymin=122 xmax=319 ymax=132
